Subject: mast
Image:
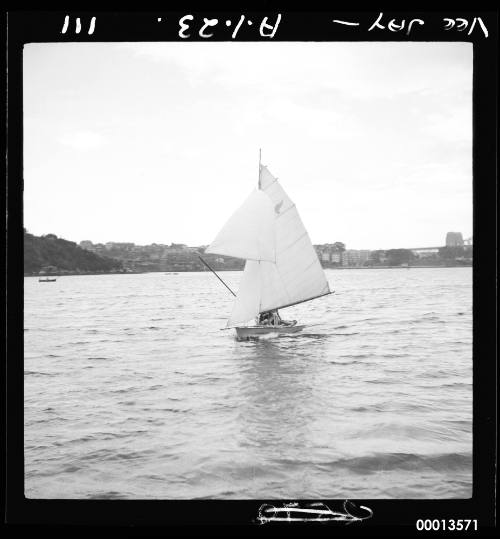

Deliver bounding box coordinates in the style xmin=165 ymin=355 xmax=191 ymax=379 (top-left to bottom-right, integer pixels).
xmin=258 ymin=148 xmax=262 ymax=312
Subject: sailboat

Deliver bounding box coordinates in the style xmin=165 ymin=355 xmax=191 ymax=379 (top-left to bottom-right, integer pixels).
xmin=203 ymin=152 xmax=332 ymax=339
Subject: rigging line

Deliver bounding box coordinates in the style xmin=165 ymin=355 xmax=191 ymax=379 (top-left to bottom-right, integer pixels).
xmin=197 ymin=255 xmax=236 ymax=297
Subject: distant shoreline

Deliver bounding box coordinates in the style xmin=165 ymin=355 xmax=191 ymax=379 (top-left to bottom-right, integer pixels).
xmin=321 ymin=264 xmax=472 ymax=270
xmin=24 ymin=264 xmax=472 ymax=278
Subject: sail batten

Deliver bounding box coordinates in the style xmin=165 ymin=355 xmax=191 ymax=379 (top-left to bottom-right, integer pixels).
xmin=278 ymin=231 xmax=308 ymax=253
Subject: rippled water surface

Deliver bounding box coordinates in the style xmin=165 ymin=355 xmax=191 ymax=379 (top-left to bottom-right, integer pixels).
xmin=25 ymin=268 xmax=472 ymax=499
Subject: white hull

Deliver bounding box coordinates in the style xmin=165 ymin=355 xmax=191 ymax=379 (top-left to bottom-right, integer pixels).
xmin=235 ymin=325 xmax=305 ymax=339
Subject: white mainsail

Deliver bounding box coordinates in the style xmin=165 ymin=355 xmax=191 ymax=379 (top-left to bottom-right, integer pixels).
xmin=225 ymin=163 xmax=331 ymax=327
xmin=205 ymin=189 xmax=276 ymax=263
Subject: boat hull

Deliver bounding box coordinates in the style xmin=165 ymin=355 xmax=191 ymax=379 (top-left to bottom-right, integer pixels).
xmin=235 ymin=325 xmax=305 ymax=339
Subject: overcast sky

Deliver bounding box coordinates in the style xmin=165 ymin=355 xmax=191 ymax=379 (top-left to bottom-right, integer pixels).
xmin=23 ymin=41 xmax=472 ymax=249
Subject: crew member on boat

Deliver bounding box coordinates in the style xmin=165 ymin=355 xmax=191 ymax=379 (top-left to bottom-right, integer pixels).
xmin=257 ymin=310 xmax=297 ymax=327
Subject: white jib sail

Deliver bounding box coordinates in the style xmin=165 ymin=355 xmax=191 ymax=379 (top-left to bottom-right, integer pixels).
xmin=205 ymin=189 xmax=276 ymax=263
xmin=227 ymin=165 xmax=331 ymax=326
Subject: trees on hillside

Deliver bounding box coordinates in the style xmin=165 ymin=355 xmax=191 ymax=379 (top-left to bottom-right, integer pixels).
xmin=24 ymin=230 xmax=122 ymax=274
xmin=386 ymin=249 xmax=414 ymax=266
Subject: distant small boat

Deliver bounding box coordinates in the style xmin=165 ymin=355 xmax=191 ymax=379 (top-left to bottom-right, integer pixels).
xmin=202 ymin=150 xmax=332 ymax=339
xmin=39 ymin=277 xmax=57 ymax=282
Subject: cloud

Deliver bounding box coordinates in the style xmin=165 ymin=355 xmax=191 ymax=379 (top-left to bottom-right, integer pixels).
xmin=59 ymin=130 xmax=107 ymax=151
xmin=24 ymin=42 xmax=472 ymax=248
xmin=117 ymin=41 xmax=471 ymax=101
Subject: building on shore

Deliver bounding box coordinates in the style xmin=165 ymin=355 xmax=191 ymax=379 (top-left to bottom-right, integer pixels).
xmin=76 ymin=232 xmax=472 ymax=272
xmin=314 ymin=243 xmax=346 ymax=265
xmin=341 ymin=249 xmax=371 ymax=267
xmin=330 ymin=252 xmax=342 ymax=264
xmin=446 ymin=232 xmax=464 ymax=247
xmin=410 ymin=247 xmax=440 ymax=259
xmin=315 ymin=244 xmax=372 ymax=267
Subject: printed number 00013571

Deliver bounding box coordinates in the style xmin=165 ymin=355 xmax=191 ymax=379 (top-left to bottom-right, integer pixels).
xmin=416 ymin=519 xmax=477 ymax=531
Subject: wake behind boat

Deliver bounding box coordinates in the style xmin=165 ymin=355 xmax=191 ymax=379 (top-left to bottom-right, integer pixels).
xmin=201 ymin=151 xmax=332 ymax=339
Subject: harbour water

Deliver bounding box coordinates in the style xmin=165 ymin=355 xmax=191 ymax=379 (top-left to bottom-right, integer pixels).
xmin=24 ymin=267 xmax=472 ymax=499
